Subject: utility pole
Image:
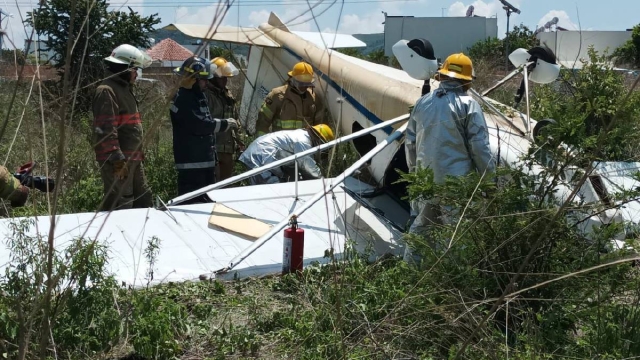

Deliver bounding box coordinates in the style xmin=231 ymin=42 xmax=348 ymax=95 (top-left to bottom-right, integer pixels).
xmin=0 ymin=8 xmax=4 ymax=52
xmin=0 ymin=8 xmax=13 ymax=53
xmin=498 ymin=0 xmax=520 ymax=73
xmin=504 ymin=7 xmax=512 ymax=72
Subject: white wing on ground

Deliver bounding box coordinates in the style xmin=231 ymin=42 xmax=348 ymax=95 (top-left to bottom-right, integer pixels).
xmin=0 ymin=177 xmax=405 ymax=285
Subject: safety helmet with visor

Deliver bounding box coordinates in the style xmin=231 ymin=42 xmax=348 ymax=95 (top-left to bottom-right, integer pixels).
xmin=104 ymin=44 xmax=152 ymax=69
xmin=288 ymin=62 xmax=315 ymax=91
xmin=211 ymin=57 xmax=240 ymax=77
xmin=174 ymin=56 xmax=216 ymax=79
xmin=308 ymin=124 xmax=334 ymax=147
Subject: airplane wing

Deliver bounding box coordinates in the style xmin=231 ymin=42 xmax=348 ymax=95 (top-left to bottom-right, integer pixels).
xmin=0 ymin=177 xmax=404 ymax=285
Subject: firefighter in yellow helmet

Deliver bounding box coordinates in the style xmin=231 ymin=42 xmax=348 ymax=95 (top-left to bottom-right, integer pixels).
xmin=204 ymin=56 xmax=241 ymax=181
xmin=238 ymin=124 xmax=334 ymax=185
xmin=404 ymin=53 xmax=495 ymax=262
xmin=255 ymin=61 xmax=326 ymax=136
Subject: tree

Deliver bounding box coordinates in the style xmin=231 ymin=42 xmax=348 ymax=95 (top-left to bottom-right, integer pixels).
xmin=468 ymin=24 xmax=539 ymax=69
xmin=26 ymin=0 xmax=161 ymax=114
xmin=613 ymin=23 xmax=640 ymax=68
xmin=210 ymin=45 xmax=237 ymax=66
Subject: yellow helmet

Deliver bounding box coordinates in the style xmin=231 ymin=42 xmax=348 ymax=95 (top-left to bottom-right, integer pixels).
xmin=211 ymin=56 xmax=239 ymax=77
xmin=311 ymin=124 xmax=334 ymax=143
xmin=288 ymin=61 xmax=315 ymax=83
xmin=437 ymin=53 xmax=474 ymax=81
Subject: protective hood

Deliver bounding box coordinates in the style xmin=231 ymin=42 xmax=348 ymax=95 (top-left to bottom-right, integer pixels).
xmin=238 ymin=129 xmax=322 ymax=183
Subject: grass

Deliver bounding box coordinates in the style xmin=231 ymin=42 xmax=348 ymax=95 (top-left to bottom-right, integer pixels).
xmin=2 ymin=47 xmax=640 ymax=360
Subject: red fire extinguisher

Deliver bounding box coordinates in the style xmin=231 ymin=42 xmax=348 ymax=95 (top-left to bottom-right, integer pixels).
xmin=282 ymin=215 xmax=304 ymax=275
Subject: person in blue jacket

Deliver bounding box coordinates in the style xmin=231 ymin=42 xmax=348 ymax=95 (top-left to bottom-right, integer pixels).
xmin=169 ymin=56 xmax=239 ymax=203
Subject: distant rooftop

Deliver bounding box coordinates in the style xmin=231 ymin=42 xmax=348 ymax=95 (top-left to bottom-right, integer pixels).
xmin=146 ymin=38 xmax=193 ymax=61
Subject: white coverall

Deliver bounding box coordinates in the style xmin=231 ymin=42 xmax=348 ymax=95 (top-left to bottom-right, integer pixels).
xmin=238 ymin=128 xmax=322 ymax=185
xmin=404 ymin=80 xmax=495 ymax=258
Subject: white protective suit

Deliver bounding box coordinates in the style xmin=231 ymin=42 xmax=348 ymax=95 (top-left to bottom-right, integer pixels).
xmin=238 ymin=128 xmax=322 ymax=185
xmin=405 ymin=80 xmax=496 ymax=239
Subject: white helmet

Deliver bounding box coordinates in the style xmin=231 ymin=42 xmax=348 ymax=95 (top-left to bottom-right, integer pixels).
xmin=104 ymin=44 xmax=152 ymax=69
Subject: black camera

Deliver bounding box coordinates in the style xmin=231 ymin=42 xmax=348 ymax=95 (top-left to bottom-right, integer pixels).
xmin=12 ymin=162 xmax=55 ymax=193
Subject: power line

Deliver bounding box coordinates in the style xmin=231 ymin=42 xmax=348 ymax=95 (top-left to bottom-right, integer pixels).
xmin=10 ymin=0 xmax=414 ymax=7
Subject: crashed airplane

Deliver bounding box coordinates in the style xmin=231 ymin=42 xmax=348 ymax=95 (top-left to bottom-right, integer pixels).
xmin=1 ymin=12 xmax=638 ymax=285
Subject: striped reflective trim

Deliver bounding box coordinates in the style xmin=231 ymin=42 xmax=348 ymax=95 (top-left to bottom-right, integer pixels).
xmin=214 ymin=120 xmax=222 ymax=133
xmin=170 ymin=104 xmax=179 ymax=113
xmin=94 ymin=113 xmax=142 ymax=126
xmin=259 ymin=103 xmax=273 ymax=118
xmin=275 ymin=119 xmax=305 ymax=129
xmin=175 ymin=161 xmax=216 ymax=169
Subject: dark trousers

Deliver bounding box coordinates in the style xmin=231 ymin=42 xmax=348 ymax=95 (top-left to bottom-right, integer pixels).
xmin=215 ymin=152 xmax=234 ymax=181
xmin=99 ymin=161 xmax=152 ymax=211
xmin=177 ymin=167 xmax=216 ymax=204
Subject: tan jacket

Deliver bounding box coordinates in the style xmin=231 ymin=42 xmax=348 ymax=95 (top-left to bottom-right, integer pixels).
xmin=255 ymin=83 xmax=325 ymax=136
xmin=92 ymin=72 xmax=144 ymax=162
xmin=205 ymin=85 xmax=238 ymax=154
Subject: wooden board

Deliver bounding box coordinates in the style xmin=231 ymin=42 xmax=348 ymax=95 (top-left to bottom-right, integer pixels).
xmin=208 ymin=203 xmax=273 ymax=240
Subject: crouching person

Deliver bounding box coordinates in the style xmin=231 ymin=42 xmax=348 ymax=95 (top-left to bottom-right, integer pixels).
xmin=0 ymin=165 xmax=29 ymax=208
xmin=238 ymin=124 xmax=334 ymax=185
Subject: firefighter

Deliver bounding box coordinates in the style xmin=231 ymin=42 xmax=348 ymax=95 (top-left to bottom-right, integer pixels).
xmin=205 ymin=56 xmax=240 ymax=181
xmin=404 ymin=53 xmax=495 ymax=260
xmin=238 ymin=124 xmax=334 ymax=185
xmin=0 ymin=165 xmax=29 ymax=207
xmin=92 ymin=44 xmax=153 ymax=211
xmin=255 ymin=61 xmax=326 ymax=136
xmin=170 ymin=56 xmax=239 ymax=202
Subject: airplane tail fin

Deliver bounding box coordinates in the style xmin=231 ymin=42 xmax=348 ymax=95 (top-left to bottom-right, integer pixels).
xmin=268 ymin=12 xmax=290 ymax=32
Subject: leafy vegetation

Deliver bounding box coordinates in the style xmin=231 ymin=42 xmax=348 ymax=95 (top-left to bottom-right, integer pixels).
xmin=25 ymin=0 xmax=161 ymax=113
xmin=613 ymin=23 xmax=640 ymax=68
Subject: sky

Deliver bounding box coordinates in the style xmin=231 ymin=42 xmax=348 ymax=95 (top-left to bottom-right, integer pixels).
xmin=0 ymin=0 xmax=638 ymax=50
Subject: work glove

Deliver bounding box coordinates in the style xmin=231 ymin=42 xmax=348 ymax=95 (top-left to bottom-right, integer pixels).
xmin=113 ymin=160 xmax=128 ymax=180
xmin=225 ymin=118 xmax=239 ymax=131
xmin=8 ymin=185 xmax=29 ymax=207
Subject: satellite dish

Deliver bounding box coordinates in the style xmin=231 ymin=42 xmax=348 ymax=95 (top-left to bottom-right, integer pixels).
xmin=466 ymin=5 xmax=474 ymax=17
xmin=392 ymin=38 xmax=437 ymax=81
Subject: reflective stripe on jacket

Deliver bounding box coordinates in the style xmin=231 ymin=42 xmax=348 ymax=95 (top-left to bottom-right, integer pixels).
xmin=170 ymin=86 xmax=230 ymax=170
xmin=255 ymin=83 xmax=325 ymax=136
xmin=205 ymin=84 xmax=238 ymax=154
xmin=92 ymin=73 xmax=144 ymax=162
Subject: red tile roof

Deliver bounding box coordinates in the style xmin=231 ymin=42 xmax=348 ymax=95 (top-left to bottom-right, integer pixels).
xmin=146 ymin=38 xmax=194 ymax=61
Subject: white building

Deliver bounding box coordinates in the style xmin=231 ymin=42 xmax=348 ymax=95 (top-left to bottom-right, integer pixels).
xmin=383 ymin=15 xmax=498 ymax=62
xmin=536 ymin=30 xmax=633 ymax=69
